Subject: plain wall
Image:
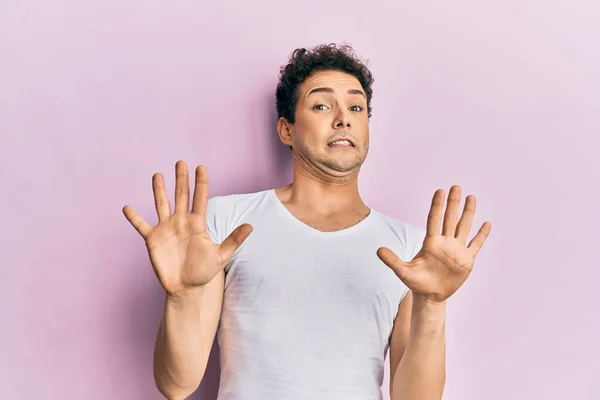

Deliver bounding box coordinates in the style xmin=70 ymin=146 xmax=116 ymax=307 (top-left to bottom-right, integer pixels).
xmin=1 ymin=0 xmax=598 ymax=399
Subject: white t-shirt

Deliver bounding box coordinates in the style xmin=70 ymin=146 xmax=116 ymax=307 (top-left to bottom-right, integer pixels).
xmin=205 ymin=189 xmax=426 ymax=400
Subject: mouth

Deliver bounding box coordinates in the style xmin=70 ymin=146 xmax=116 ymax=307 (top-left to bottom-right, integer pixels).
xmin=327 ymin=139 xmax=355 ymax=147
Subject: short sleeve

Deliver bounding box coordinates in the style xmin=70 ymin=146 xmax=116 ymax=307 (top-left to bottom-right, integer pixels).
xmin=407 ymin=225 xmax=426 ymax=261
xmin=399 ymin=224 xmax=426 ymax=303
xmin=205 ymin=195 xmax=236 ymax=245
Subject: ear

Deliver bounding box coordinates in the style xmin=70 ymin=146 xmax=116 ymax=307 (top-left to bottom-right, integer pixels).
xmin=276 ymin=117 xmax=293 ymax=147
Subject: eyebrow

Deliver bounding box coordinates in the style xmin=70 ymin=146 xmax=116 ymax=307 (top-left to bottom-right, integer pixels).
xmin=306 ymin=87 xmax=366 ymax=98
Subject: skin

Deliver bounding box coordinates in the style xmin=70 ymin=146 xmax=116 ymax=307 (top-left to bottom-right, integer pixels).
xmin=275 ymin=69 xmax=371 ymax=231
xmin=123 ymin=164 xmax=252 ymax=399
xmin=276 ymin=70 xmax=492 ymax=400
xmin=122 ymin=69 xmax=492 ymax=400
xmin=275 ymin=70 xmax=490 ymax=303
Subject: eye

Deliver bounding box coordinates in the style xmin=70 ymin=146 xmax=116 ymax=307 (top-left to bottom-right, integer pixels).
xmin=349 ymin=105 xmax=364 ymax=112
xmin=313 ymin=104 xmax=329 ymax=111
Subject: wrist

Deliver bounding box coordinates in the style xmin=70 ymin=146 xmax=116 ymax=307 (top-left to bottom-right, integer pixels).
xmin=166 ymin=285 xmax=205 ymax=306
xmin=412 ymin=293 xmax=447 ymax=310
xmin=411 ymin=293 xmax=447 ymax=325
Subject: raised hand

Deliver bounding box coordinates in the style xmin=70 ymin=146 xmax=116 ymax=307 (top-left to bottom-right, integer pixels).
xmin=122 ymin=161 xmax=253 ymax=297
xmin=377 ymin=185 xmax=492 ymax=303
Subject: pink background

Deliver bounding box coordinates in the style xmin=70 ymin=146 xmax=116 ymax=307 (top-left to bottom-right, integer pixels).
xmin=2 ymin=0 xmax=598 ymax=399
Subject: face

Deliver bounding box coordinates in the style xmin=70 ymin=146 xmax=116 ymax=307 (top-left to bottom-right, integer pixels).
xmin=278 ymin=69 xmax=370 ymax=178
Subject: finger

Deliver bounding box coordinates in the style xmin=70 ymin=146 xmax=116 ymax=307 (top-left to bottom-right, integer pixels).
xmin=455 ymin=194 xmax=476 ymax=244
xmin=376 ymin=247 xmax=410 ymax=281
xmin=152 ymin=173 xmax=171 ymax=222
xmin=191 ymin=165 xmax=209 ymax=217
xmin=442 ymin=185 xmax=461 ymax=237
xmin=426 ymin=189 xmax=445 ymax=236
xmin=174 ymin=160 xmax=190 ymax=214
xmin=122 ymin=205 xmax=152 ymax=238
xmin=218 ymin=224 xmax=254 ymax=264
xmin=467 ymin=221 xmax=492 ymax=255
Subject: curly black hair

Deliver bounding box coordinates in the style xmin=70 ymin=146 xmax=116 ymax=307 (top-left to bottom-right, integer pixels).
xmin=275 ymin=43 xmax=374 ymax=124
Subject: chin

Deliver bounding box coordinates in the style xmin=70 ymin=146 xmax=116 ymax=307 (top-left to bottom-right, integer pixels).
xmin=296 ymin=145 xmax=365 ymax=174
xmin=322 ymin=158 xmax=365 ymax=174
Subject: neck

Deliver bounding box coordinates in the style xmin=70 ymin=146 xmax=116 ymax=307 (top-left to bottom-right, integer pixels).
xmin=276 ymin=158 xmax=367 ymax=216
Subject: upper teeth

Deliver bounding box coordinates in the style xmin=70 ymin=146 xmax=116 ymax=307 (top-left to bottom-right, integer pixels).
xmin=330 ymin=140 xmax=352 ymax=146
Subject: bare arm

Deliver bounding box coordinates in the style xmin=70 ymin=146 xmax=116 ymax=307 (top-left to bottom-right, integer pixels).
xmin=389 ymin=291 xmax=446 ymax=400
xmin=123 ymin=162 xmax=252 ymax=400
xmin=153 ymin=270 xmax=225 ymax=399
xmin=381 ymin=185 xmax=491 ymax=400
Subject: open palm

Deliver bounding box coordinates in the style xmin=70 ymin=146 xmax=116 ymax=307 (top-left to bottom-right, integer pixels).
xmin=123 ymin=161 xmax=253 ymax=297
xmin=377 ymin=185 xmax=492 ymax=303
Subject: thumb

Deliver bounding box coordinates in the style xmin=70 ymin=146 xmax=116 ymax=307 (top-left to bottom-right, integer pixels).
xmin=377 ymin=247 xmax=410 ymax=281
xmin=218 ymin=223 xmax=254 ymax=263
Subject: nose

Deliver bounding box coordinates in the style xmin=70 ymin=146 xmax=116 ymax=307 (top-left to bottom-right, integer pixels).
xmin=332 ymin=107 xmax=351 ymax=129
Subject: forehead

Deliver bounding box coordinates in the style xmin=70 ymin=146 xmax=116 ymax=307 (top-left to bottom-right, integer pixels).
xmin=298 ymin=70 xmax=364 ymax=96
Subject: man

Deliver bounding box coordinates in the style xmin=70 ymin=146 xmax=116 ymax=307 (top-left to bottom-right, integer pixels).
xmin=123 ymin=44 xmax=491 ymax=400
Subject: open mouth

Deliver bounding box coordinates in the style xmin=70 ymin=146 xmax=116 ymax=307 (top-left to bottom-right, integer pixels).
xmin=327 ymin=139 xmax=355 ymax=147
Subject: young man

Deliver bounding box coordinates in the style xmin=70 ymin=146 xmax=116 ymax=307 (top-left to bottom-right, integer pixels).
xmin=123 ymin=44 xmax=491 ymax=400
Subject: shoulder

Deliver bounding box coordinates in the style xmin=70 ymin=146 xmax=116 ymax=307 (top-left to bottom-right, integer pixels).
xmin=207 ymin=189 xmax=270 ymax=217
xmin=372 ymin=210 xmax=426 ymax=261
xmin=206 ymin=189 xmax=270 ymax=243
